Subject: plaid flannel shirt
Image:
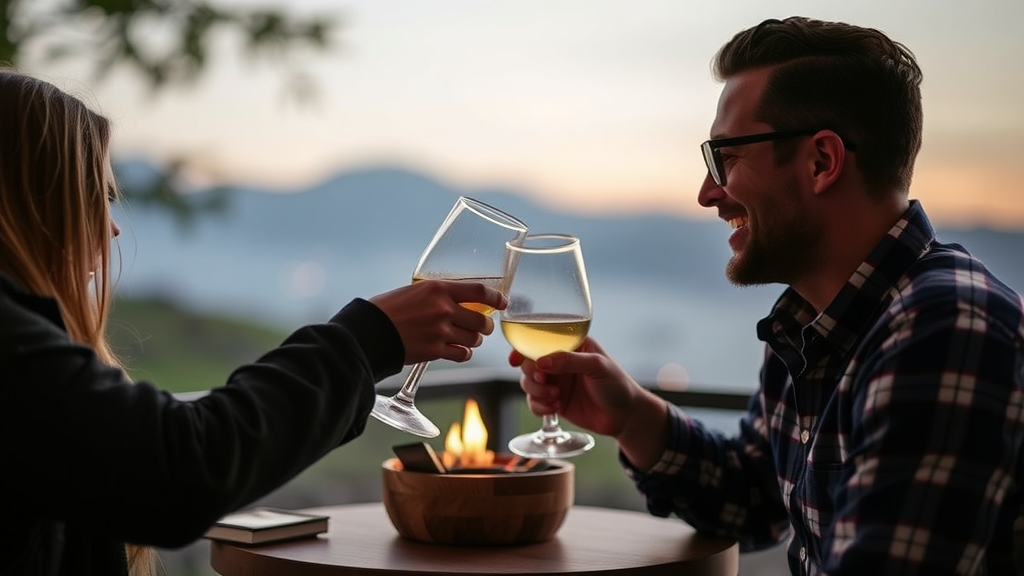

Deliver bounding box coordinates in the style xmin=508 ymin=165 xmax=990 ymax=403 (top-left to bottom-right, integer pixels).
xmin=624 ymin=200 xmax=1024 ymax=575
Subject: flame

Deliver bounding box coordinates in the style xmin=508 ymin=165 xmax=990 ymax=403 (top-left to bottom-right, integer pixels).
xmin=462 ymin=399 xmax=489 ymax=457
xmin=442 ymin=398 xmax=494 ymax=469
xmin=444 ymin=422 xmax=465 ymax=454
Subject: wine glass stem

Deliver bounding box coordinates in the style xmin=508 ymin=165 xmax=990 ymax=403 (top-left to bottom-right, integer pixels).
xmin=394 ymin=361 xmax=430 ymax=406
xmin=540 ymin=414 xmax=564 ymax=435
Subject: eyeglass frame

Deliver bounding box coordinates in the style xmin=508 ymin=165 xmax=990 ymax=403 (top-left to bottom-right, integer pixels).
xmin=701 ymin=129 xmax=858 ymax=187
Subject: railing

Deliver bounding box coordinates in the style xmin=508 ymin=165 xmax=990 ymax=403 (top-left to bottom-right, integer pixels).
xmin=174 ymin=366 xmax=752 ymax=452
xmin=374 ymin=367 xmax=750 ymax=452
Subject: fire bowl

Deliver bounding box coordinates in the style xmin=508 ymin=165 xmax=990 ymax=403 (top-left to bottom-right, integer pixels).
xmin=381 ymin=456 xmax=574 ymax=546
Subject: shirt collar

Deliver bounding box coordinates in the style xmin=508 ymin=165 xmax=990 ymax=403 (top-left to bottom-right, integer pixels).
xmin=758 ymin=200 xmax=935 ymax=356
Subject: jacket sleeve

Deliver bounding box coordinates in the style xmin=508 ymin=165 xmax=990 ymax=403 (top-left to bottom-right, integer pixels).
xmin=1 ymin=297 xmax=402 ymax=548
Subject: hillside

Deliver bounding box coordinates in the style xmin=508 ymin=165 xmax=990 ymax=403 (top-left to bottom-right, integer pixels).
xmin=108 ymin=297 xmax=288 ymax=393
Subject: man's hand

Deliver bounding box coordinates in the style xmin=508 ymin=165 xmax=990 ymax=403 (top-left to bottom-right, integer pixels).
xmin=510 ymin=337 xmax=669 ymax=470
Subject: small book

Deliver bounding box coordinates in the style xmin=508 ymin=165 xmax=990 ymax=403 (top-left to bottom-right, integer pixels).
xmin=204 ymin=507 xmax=329 ymax=545
xmin=392 ymin=441 xmax=447 ymax=473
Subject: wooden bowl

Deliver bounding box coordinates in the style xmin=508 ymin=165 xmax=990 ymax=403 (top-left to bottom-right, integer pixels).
xmin=381 ymin=456 xmax=574 ymax=546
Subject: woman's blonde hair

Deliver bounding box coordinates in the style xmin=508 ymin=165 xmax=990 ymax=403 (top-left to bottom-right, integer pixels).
xmin=0 ymin=68 xmax=156 ymax=576
xmin=0 ymin=68 xmax=116 ymax=359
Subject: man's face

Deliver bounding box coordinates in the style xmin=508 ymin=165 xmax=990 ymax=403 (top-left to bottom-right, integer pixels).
xmin=698 ymin=68 xmax=824 ymax=287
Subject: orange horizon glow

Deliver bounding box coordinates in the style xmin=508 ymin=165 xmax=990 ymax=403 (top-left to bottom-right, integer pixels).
xmin=65 ymin=1 xmax=1021 ymax=233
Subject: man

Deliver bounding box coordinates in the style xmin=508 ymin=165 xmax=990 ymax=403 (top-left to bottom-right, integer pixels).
xmin=510 ymin=16 xmax=1024 ymax=575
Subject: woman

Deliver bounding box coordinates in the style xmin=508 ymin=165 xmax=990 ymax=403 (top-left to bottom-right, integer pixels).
xmin=0 ymin=68 xmax=504 ymax=576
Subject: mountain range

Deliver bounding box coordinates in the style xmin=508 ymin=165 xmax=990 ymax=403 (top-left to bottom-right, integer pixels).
xmin=112 ymin=158 xmax=1024 ymax=392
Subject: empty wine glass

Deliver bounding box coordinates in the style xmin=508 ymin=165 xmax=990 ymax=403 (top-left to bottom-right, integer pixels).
xmin=501 ymin=233 xmax=595 ymax=458
xmin=370 ymin=196 xmax=528 ymax=438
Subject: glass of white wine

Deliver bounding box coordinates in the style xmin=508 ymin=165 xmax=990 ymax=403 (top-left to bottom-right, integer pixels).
xmin=501 ymin=233 xmax=595 ymax=458
xmin=370 ymin=196 xmax=529 ymax=438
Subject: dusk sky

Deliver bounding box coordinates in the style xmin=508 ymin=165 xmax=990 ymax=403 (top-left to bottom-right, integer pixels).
xmin=35 ymin=0 xmax=1024 ymax=230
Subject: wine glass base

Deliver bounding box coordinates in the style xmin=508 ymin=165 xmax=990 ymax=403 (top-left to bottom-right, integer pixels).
xmin=370 ymin=394 xmax=441 ymax=438
xmin=508 ymin=429 xmax=595 ymax=459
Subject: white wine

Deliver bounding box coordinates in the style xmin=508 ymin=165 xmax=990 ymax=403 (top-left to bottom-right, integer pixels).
xmin=412 ymin=275 xmax=504 ymax=315
xmin=501 ymin=313 xmax=591 ymax=360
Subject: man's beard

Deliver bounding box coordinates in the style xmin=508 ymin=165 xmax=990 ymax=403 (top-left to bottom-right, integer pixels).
xmin=726 ymin=185 xmax=822 ymax=287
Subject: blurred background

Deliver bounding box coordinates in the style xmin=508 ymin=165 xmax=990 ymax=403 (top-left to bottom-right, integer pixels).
xmin=7 ymin=1 xmax=1023 ymax=574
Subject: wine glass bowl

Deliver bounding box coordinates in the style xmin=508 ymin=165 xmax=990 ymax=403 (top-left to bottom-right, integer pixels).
xmin=371 ymin=197 xmax=528 ymax=438
xmin=501 ymin=233 xmax=595 ymax=458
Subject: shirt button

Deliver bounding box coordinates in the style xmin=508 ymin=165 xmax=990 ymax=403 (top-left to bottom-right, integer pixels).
xmin=800 ymin=429 xmax=810 ymax=444
xmin=799 ymin=546 xmax=807 ymax=561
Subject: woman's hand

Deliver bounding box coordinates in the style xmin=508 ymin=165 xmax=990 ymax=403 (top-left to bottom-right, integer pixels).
xmin=370 ymin=279 xmax=506 ymax=365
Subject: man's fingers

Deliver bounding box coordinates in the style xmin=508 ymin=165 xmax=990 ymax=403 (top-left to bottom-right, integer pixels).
xmin=536 ymin=338 xmax=604 ymax=374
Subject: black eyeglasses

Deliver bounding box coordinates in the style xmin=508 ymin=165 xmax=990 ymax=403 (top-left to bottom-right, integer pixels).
xmin=700 ymin=129 xmax=857 ymax=187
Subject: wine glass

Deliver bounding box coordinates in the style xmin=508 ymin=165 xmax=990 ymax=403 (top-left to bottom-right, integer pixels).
xmin=501 ymin=233 xmax=595 ymax=458
xmin=370 ymin=196 xmax=529 ymax=438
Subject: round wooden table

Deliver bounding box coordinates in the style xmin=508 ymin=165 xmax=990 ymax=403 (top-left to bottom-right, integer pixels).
xmin=210 ymin=502 xmax=738 ymax=575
